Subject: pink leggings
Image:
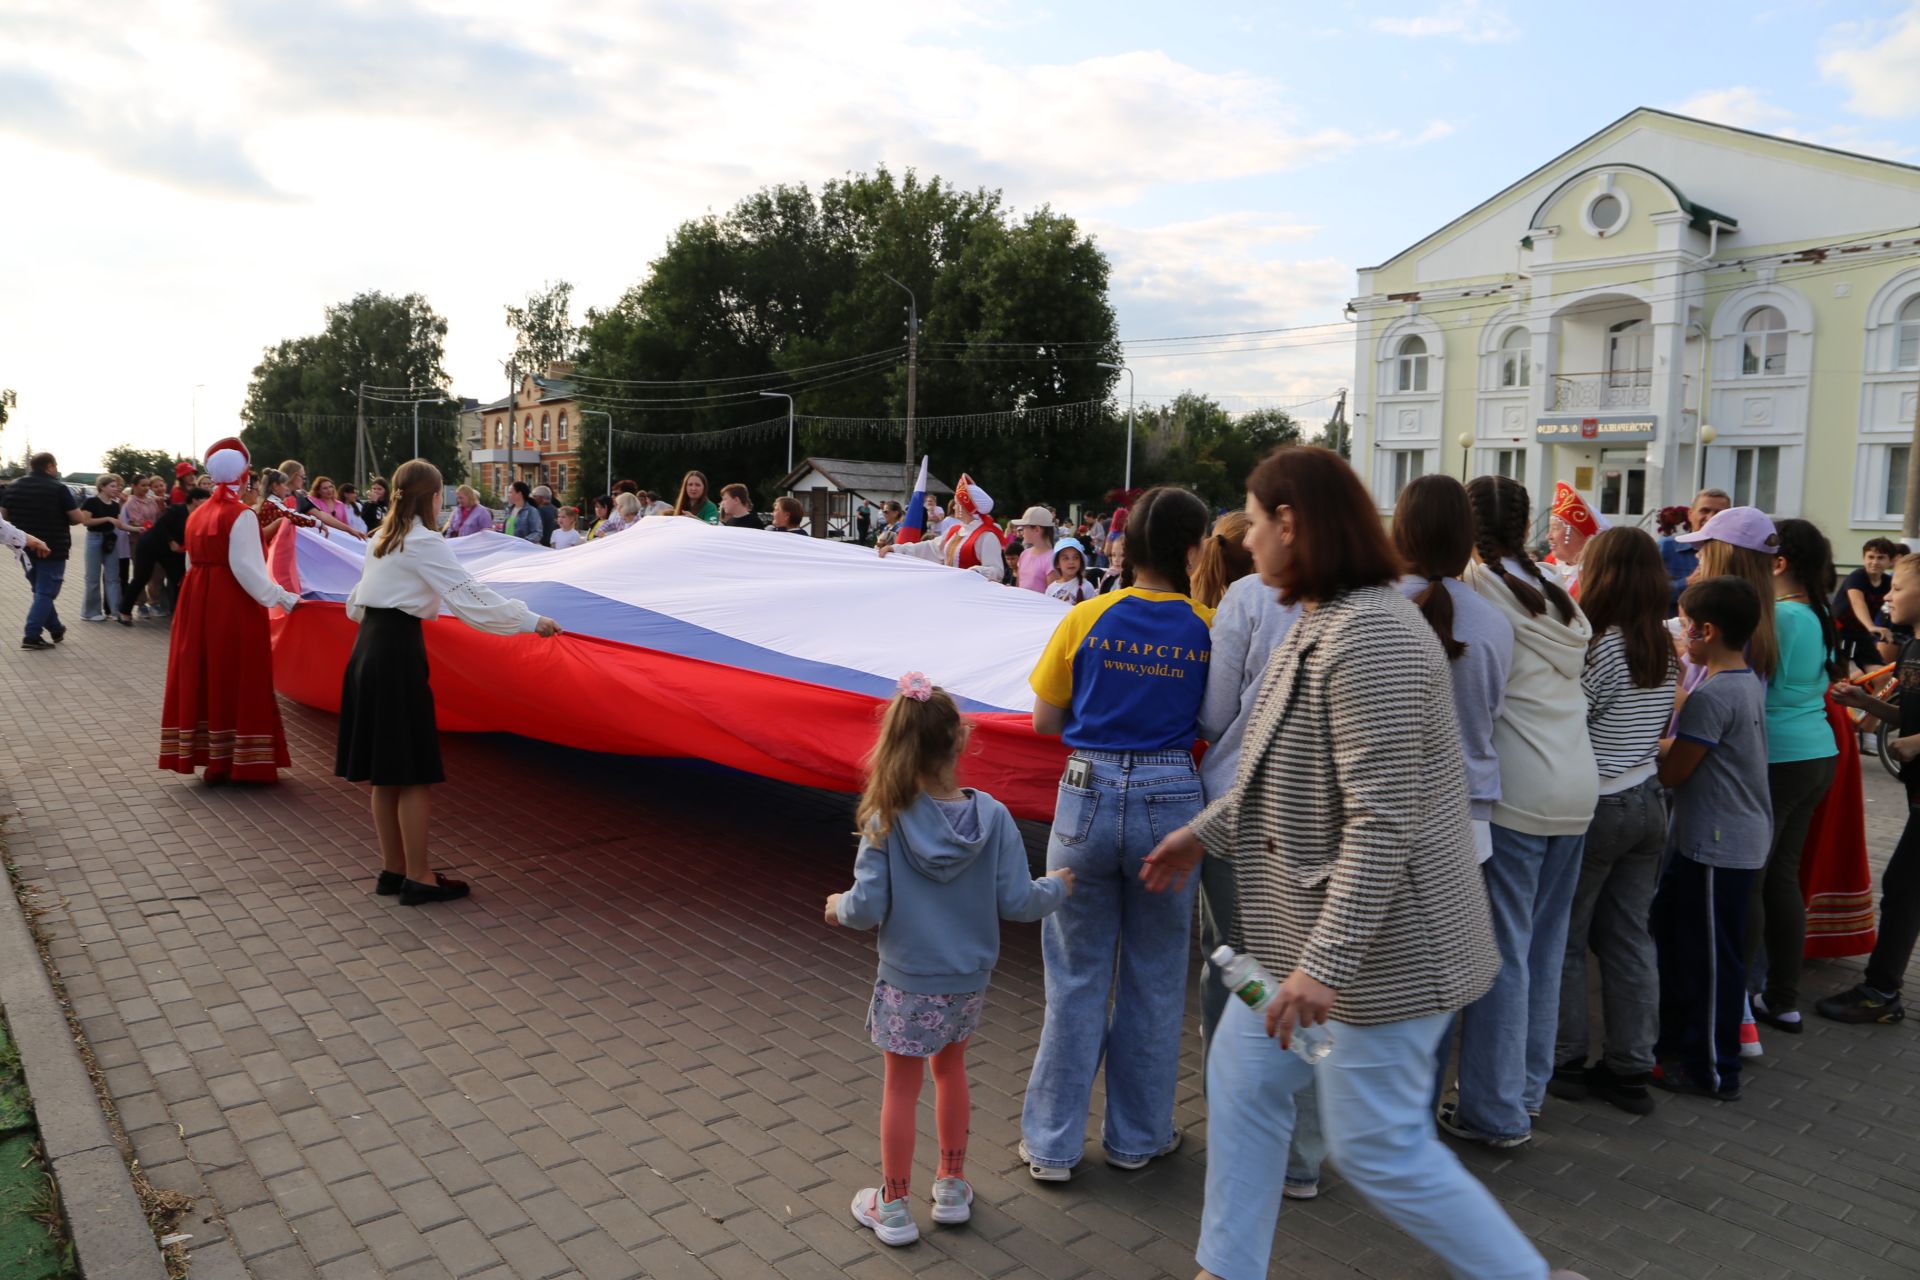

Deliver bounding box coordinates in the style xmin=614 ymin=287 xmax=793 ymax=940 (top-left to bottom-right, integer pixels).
xmin=880 ymin=1039 xmax=970 ymax=1202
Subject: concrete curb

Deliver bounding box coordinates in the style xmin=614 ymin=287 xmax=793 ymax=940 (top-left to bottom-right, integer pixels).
xmin=0 ymin=864 xmax=168 ymax=1280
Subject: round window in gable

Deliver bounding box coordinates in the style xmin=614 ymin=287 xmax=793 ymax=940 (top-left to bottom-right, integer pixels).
xmin=1587 ymin=193 xmax=1625 ymax=236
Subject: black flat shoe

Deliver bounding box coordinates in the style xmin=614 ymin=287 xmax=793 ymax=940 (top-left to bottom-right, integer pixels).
xmin=47 ymin=627 xmax=65 ymax=643
xmin=117 ymin=615 xmax=134 ymax=627
xmin=400 ymin=874 xmax=470 ymax=906
xmin=374 ymin=871 xmax=405 ymax=896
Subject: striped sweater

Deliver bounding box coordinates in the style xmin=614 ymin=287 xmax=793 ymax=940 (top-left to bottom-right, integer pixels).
xmin=1582 ymin=628 xmax=1678 ymax=793
xmin=1188 ymin=586 xmax=1500 ymax=1026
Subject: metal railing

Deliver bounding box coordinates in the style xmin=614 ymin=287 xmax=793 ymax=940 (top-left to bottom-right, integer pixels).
xmin=1551 ymin=371 xmax=1652 ymax=411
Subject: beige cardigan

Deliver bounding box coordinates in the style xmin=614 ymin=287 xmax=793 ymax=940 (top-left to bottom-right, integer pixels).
xmin=1190 ymin=584 xmax=1500 ymax=1025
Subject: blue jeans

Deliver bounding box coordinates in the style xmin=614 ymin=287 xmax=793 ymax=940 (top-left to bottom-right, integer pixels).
xmin=1200 ymin=999 xmax=1549 ymax=1280
xmin=1455 ymin=826 xmax=1586 ymax=1139
xmin=1021 ymin=749 xmax=1201 ymax=1167
xmin=82 ymin=533 xmax=120 ymax=619
xmin=23 ymin=558 xmax=66 ymax=641
xmin=1198 ymin=849 xmax=1325 ymax=1185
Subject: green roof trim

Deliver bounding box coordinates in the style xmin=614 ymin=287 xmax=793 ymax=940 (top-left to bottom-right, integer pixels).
xmin=1528 ymin=163 xmax=1737 ymax=234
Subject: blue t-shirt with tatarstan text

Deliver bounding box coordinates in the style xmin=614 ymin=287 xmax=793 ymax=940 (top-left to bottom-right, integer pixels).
xmin=1029 ymin=587 xmax=1214 ymax=752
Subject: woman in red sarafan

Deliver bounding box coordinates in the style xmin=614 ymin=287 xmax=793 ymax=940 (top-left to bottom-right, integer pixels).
xmin=159 ymin=437 xmax=302 ymax=784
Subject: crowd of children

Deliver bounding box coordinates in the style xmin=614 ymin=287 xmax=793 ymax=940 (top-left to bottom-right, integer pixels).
xmin=820 ymin=449 xmax=1917 ymax=1277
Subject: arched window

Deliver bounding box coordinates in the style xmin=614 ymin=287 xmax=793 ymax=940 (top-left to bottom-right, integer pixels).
xmin=1396 ymin=335 xmax=1429 ymax=393
xmin=1499 ymin=328 xmax=1530 ymax=388
xmin=1899 ymin=296 xmax=1920 ymax=370
xmin=523 ymin=414 xmax=533 ymax=443
xmin=493 ymin=419 xmax=502 ymax=447
xmin=1741 ymin=306 xmax=1788 ymax=376
xmin=558 ymin=412 xmax=569 ymax=441
xmin=540 ymin=412 xmax=550 ymax=442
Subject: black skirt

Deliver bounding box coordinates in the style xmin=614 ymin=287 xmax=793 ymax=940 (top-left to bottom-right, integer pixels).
xmin=335 ymin=608 xmax=445 ymax=786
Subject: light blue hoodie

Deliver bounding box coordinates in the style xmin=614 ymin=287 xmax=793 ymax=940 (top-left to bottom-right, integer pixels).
xmin=834 ymin=789 xmax=1066 ymax=994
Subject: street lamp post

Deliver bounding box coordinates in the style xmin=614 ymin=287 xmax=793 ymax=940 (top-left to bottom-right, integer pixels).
xmin=882 ymin=274 xmax=918 ymax=493
xmin=1456 ymin=431 xmax=1475 ymax=481
xmin=758 ymin=391 xmax=795 ymax=476
xmin=1697 ymin=423 xmax=1717 ymax=492
xmin=1096 ymin=362 xmax=1134 ymax=492
xmin=580 ymin=410 xmax=613 ymax=497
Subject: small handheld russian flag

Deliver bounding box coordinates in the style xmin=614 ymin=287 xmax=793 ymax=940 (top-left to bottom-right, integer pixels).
xmin=896 ymin=455 xmax=930 ymax=545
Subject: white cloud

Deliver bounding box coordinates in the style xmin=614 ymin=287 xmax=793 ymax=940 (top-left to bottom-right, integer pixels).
xmin=0 ymin=1 xmax=1433 ymax=464
xmin=1665 ymin=85 xmax=1915 ymax=159
xmin=1822 ymin=6 xmax=1920 ymax=118
xmin=1089 ymin=215 xmax=1354 ymax=419
xmin=1668 ymin=86 xmax=1797 ymax=129
xmin=1370 ymin=1 xmax=1519 ymax=44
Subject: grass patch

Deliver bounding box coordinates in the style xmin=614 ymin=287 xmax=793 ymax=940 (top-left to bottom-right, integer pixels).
xmin=0 ymin=1014 xmax=78 ymax=1280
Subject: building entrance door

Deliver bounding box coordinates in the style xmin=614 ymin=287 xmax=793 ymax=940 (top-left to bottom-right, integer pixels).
xmin=1596 ymin=447 xmax=1648 ymax=522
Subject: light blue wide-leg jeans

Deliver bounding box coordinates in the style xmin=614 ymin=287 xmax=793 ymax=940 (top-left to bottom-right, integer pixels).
xmin=1021 ymin=750 xmax=1201 ymax=1168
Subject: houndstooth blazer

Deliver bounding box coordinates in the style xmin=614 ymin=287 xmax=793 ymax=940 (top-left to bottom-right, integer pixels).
xmin=1189 ymin=584 xmax=1500 ymax=1026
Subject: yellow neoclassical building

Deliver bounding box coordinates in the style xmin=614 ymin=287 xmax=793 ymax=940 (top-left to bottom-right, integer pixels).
xmin=1352 ymin=107 xmax=1920 ymax=546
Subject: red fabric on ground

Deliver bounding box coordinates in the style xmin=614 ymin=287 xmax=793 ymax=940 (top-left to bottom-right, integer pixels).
xmin=268 ymin=600 xmax=1070 ymax=820
xmin=1799 ymin=698 xmax=1878 ymax=959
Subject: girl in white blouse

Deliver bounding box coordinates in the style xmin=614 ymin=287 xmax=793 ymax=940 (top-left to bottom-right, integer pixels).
xmin=338 ymin=460 xmax=561 ymax=906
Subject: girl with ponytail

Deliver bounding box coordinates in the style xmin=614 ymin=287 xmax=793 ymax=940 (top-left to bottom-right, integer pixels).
xmin=828 ymin=675 xmax=1071 ymax=1246
xmin=1448 ymin=475 xmax=1598 ymax=1149
xmin=1748 ymin=517 xmax=1842 ymax=1034
xmin=1021 ymin=484 xmax=1212 ymax=1182
xmin=1393 ymin=476 xmax=1515 ymax=834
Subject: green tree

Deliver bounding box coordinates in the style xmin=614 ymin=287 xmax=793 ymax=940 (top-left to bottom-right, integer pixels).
xmin=101 ymin=445 xmax=192 ymax=483
xmin=505 ymin=280 xmax=580 ymax=375
xmin=575 ymin=168 xmax=1121 ymax=505
xmin=1311 ymin=415 xmax=1352 ymax=460
xmin=1131 ymin=395 xmax=1301 ymax=508
xmin=240 ymin=292 xmax=463 ymax=484
xmin=0 ymin=388 xmax=15 ymax=432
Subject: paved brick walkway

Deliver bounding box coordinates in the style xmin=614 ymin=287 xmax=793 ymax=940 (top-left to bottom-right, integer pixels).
xmin=2 ymin=568 xmax=1918 ymax=1279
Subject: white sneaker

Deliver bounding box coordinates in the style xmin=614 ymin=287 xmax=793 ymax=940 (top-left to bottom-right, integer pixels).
xmin=1282 ymin=1178 xmax=1319 ymax=1200
xmin=1106 ymin=1128 xmax=1182 ymax=1171
xmin=929 ymin=1176 xmax=973 ymax=1224
xmin=850 ymin=1188 xmax=918 ymax=1246
xmin=1017 ymin=1140 xmax=1072 ymax=1182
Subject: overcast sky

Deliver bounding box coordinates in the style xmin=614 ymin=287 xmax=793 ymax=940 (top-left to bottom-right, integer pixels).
xmin=6 ymin=0 xmax=1920 ymax=473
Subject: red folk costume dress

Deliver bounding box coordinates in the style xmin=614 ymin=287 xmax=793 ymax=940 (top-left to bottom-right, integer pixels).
xmin=158 ymin=440 xmax=302 ymax=783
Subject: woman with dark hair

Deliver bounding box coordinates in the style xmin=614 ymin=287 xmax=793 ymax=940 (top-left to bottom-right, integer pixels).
xmin=1143 ymin=449 xmax=1570 ymax=1280
xmin=1394 ymin=476 xmax=1515 ymax=846
xmin=1019 ymin=485 xmax=1213 ymax=1182
xmin=1446 ymin=475 xmax=1597 ymax=1150
xmin=1748 ymin=517 xmax=1842 ymax=1034
xmin=1550 ymin=527 xmax=1677 ymax=1115
xmin=673 ymin=470 xmax=719 ymax=524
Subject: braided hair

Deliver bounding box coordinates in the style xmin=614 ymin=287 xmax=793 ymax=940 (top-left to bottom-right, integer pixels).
xmin=1121 ymin=486 xmax=1210 ymax=598
xmin=1773 ymin=517 xmax=1844 ymax=682
xmin=1464 ymin=475 xmax=1576 ymax=623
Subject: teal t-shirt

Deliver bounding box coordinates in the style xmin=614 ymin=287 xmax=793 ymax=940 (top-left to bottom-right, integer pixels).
xmin=1766 ymin=601 xmax=1838 ymax=763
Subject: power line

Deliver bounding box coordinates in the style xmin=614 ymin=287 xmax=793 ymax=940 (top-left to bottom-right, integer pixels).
xmin=560 ymin=347 xmax=906 ymax=387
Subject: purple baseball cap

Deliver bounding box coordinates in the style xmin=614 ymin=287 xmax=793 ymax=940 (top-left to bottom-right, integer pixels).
xmin=1674 ymin=505 xmax=1779 ymax=554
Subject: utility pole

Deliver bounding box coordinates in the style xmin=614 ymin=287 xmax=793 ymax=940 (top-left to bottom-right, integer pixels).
xmin=884 ymin=275 xmax=918 ymax=493
xmin=1097 ymin=362 xmax=1134 ymax=491
xmin=412 ymin=400 xmax=421 ymax=461
xmin=580 ymin=410 xmax=612 ymax=497
xmin=354 ymin=382 xmax=367 ymax=491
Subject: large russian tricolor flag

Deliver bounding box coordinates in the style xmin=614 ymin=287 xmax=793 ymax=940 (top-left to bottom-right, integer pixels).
xmin=265 ymin=519 xmax=1072 ymax=817
xmin=895 ymin=456 xmax=930 ymax=545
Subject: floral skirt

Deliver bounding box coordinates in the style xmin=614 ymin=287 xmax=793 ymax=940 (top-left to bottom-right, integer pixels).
xmin=866 ymin=980 xmax=984 ymax=1057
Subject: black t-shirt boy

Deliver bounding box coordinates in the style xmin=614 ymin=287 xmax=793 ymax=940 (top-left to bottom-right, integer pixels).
xmin=1834 ymin=567 xmax=1892 ymax=639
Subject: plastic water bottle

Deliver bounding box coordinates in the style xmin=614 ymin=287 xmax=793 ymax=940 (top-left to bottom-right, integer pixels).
xmin=1211 ymin=946 xmax=1334 ymax=1064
